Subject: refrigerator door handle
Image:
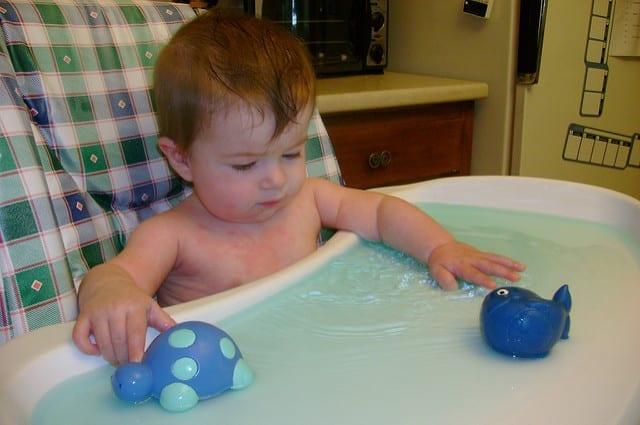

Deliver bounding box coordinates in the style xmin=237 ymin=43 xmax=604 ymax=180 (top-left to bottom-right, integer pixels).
xmin=517 ymin=0 xmax=548 ymax=84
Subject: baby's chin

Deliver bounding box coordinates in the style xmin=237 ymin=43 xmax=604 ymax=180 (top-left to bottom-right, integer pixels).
xmin=214 ymin=205 xmax=287 ymax=224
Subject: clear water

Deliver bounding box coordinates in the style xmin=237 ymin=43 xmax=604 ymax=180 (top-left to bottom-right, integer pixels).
xmin=31 ymin=203 xmax=640 ymax=424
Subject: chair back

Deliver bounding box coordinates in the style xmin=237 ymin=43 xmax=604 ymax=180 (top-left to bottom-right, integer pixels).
xmin=0 ymin=0 xmax=341 ymax=343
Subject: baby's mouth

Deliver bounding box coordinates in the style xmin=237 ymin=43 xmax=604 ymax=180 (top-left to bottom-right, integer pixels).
xmin=259 ymin=198 xmax=283 ymax=208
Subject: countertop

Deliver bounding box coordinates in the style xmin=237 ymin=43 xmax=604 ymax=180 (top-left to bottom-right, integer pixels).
xmin=316 ymin=71 xmax=488 ymax=114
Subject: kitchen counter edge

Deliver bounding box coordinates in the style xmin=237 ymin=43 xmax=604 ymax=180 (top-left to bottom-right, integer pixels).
xmin=316 ymin=71 xmax=489 ymax=114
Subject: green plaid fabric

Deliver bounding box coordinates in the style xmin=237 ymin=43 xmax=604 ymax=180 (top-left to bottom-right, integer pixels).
xmin=0 ymin=40 xmax=79 ymax=341
xmin=305 ymin=108 xmax=342 ymax=185
xmin=0 ymin=0 xmax=193 ymax=226
xmin=0 ymin=0 xmax=342 ymax=343
xmin=0 ymin=0 xmax=196 ymax=343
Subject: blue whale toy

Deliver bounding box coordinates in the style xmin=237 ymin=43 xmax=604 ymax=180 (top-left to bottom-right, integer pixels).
xmin=480 ymin=285 xmax=571 ymax=358
xmin=111 ymin=321 xmax=253 ymax=412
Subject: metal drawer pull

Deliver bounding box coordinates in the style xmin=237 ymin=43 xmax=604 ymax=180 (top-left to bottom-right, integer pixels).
xmin=380 ymin=150 xmax=391 ymax=167
xmin=368 ymin=151 xmax=391 ymax=169
xmin=368 ymin=152 xmax=381 ymax=168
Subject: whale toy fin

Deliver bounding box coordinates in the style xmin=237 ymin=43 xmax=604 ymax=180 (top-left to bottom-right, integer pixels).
xmin=561 ymin=315 xmax=571 ymax=339
xmin=553 ymin=284 xmax=572 ymax=312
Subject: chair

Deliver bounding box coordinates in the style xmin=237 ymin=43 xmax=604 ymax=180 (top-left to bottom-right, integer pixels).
xmin=0 ymin=0 xmax=341 ymax=343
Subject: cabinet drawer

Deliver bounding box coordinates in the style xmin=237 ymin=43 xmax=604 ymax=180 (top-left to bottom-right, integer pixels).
xmin=323 ymin=102 xmax=474 ymax=189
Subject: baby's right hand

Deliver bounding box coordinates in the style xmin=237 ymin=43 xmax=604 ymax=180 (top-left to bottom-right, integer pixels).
xmin=72 ymin=264 xmax=175 ymax=365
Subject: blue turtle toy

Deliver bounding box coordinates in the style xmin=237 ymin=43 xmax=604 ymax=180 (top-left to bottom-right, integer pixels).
xmin=480 ymin=285 xmax=572 ymax=358
xmin=111 ymin=321 xmax=253 ymax=412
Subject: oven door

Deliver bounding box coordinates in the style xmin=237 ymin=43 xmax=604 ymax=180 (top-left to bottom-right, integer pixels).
xmin=257 ymin=0 xmax=366 ymax=76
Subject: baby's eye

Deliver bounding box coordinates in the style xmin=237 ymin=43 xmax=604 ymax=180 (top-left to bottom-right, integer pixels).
xmin=231 ymin=161 xmax=256 ymax=171
xmin=283 ymin=151 xmax=301 ymax=160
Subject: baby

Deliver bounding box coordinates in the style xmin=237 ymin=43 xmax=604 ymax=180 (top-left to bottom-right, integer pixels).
xmin=73 ymin=10 xmax=525 ymax=365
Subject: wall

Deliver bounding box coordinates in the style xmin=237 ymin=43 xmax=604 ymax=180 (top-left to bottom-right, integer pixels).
xmin=387 ymin=1 xmax=519 ymax=175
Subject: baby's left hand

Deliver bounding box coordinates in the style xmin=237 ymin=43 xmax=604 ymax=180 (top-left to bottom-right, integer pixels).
xmin=427 ymin=240 xmax=526 ymax=291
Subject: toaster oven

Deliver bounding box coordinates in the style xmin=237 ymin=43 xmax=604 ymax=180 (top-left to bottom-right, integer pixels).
xmin=210 ymin=0 xmax=388 ymax=77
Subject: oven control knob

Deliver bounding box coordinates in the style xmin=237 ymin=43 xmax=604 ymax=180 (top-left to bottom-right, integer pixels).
xmin=369 ymin=44 xmax=384 ymax=64
xmin=371 ymin=11 xmax=385 ymax=32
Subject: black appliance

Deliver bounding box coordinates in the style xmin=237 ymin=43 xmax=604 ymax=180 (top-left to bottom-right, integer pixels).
xmin=215 ymin=0 xmax=388 ymax=77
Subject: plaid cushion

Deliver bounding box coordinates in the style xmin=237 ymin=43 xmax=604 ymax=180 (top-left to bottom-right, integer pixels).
xmin=0 ymin=0 xmax=342 ymax=343
xmin=305 ymin=108 xmax=342 ymax=185
xmin=0 ymin=41 xmax=78 ymax=342
xmin=0 ymin=0 xmax=195 ymax=342
xmin=0 ymin=0 xmax=194 ymax=231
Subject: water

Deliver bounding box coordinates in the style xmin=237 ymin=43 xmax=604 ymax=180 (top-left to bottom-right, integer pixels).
xmin=31 ymin=203 xmax=640 ymax=424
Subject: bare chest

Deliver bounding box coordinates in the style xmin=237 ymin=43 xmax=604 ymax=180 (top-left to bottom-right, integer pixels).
xmin=160 ymin=209 xmax=320 ymax=303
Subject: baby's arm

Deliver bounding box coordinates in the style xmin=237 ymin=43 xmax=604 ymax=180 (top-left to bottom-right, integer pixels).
xmin=72 ymin=215 xmax=179 ymax=365
xmin=311 ymin=179 xmax=525 ymax=290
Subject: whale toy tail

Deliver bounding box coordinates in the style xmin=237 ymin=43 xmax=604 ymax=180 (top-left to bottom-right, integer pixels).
xmin=553 ymin=284 xmax=572 ymax=311
xmin=553 ymin=284 xmax=572 ymax=339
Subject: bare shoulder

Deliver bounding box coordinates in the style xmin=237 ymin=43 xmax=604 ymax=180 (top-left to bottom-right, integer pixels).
xmin=126 ymin=202 xmax=191 ymax=245
xmin=109 ymin=205 xmax=187 ymax=289
xmin=305 ymin=177 xmax=347 ymax=197
xmin=306 ymin=177 xmax=379 ymax=203
xmin=135 ymin=208 xmax=175 ymax=231
xmin=306 ymin=177 xmax=341 ymax=188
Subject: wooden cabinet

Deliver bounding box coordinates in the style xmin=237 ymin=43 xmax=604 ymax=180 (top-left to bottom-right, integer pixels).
xmin=323 ymin=101 xmax=474 ymax=189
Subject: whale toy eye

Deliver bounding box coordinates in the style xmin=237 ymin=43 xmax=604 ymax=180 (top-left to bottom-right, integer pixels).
xmin=496 ymin=288 xmax=509 ymax=296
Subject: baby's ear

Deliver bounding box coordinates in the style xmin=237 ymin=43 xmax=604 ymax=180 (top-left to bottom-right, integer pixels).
xmin=158 ymin=137 xmax=193 ymax=182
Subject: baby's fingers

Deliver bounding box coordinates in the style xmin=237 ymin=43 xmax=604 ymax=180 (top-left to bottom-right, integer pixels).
xmin=430 ymin=264 xmax=460 ymax=291
xmin=481 ymin=252 xmax=526 ymax=272
xmin=126 ymin=311 xmax=148 ymax=363
xmin=110 ymin=315 xmax=130 ymax=365
xmin=72 ymin=316 xmax=100 ymax=356
xmin=456 ymin=263 xmax=497 ymax=290
xmin=475 ymin=257 xmax=523 ymax=282
xmin=147 ymin=301 xmax=175 ymax=333
xmin=93 ymin=319 xmax=117 ymax=365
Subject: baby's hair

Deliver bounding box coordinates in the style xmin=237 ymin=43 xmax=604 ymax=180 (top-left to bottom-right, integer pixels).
xmin=154 ymin=9 xmax=316 ymax=150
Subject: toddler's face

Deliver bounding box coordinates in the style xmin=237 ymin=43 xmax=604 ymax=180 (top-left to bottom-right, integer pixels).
xmin=185 ymin=101 xmax=313 ymax=223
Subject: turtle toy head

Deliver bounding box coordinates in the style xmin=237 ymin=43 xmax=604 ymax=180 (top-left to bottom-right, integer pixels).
xmin=111 ymin=321 xmax=253 ymax=412
xmin=111 ymin=362 xmax=153 ymax=404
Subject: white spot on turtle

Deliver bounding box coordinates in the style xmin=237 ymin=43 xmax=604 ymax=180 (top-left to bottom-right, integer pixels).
xmin=159 ymin=382 xmax=198 ymax=412
xmin=219 ymin=337 xmax=236 ymax=359
xmin=168 ymin=328 xmax=196 ymax=348
xmin=171 ymin=357 xmax=198 ymax=380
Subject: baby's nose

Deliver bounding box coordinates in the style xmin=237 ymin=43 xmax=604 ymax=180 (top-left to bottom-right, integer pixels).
xmin=261 ymin=161 xmax=286 ymax=188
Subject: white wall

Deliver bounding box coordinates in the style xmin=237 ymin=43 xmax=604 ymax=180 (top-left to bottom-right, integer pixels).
xmin=387 ymin=1 xmax=519 ymax=175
